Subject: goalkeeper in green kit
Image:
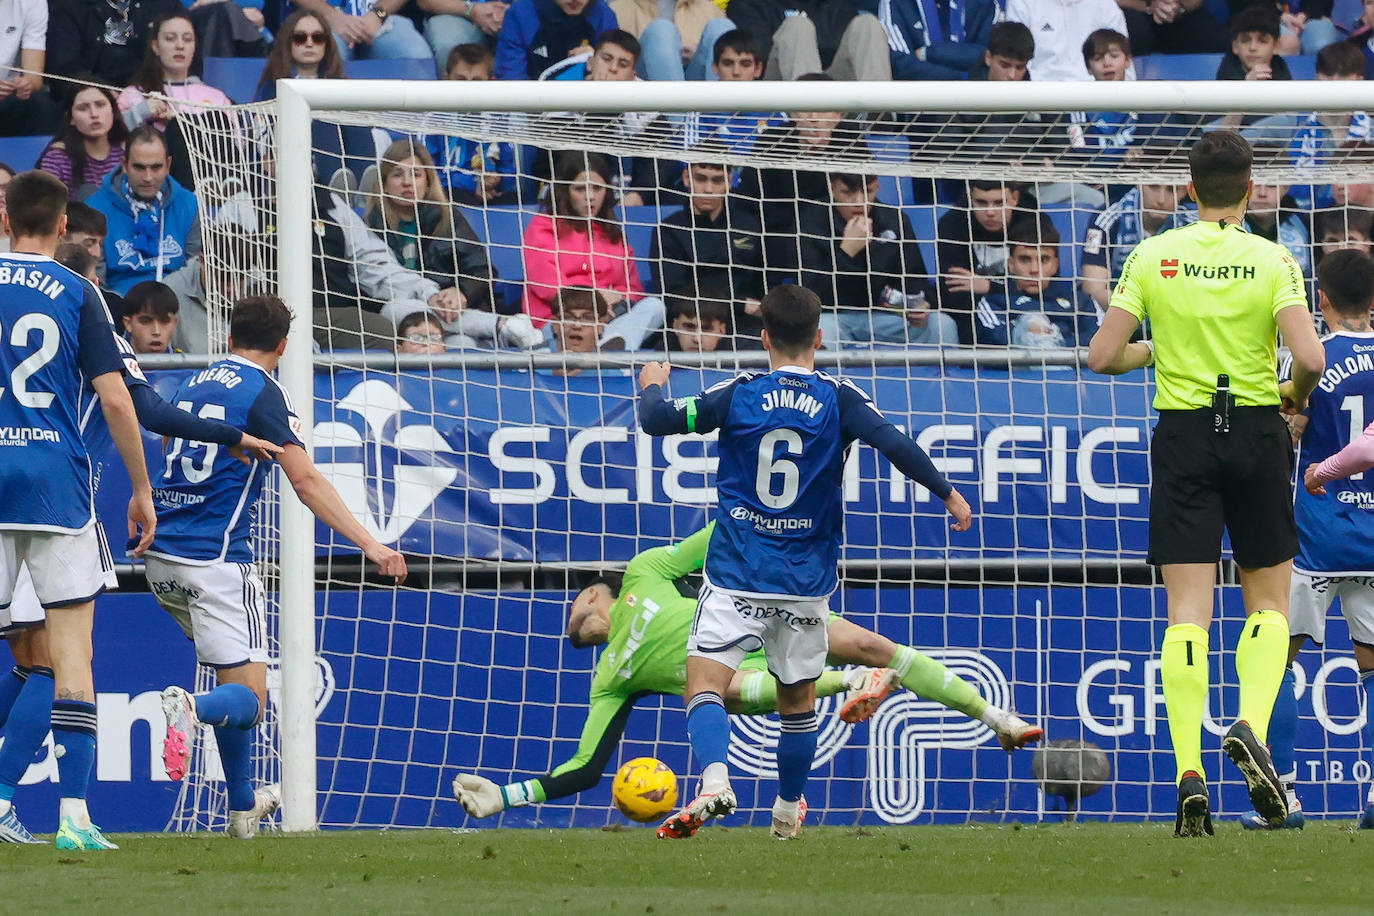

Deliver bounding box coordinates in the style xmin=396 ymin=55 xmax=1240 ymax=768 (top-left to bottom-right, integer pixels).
xmin=452 ymin=525 xmax=1041 ymax=818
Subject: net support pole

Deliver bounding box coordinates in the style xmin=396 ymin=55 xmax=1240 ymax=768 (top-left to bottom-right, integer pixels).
xmin=275 ymin=81 xmax=319 ymax=833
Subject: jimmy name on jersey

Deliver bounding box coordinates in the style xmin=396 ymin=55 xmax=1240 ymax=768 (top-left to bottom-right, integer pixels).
xmin=641 ymin=368 xmax=950 ymax=600
xmin=1294 ymin=331 xmax=1374 ymax=574
xmin=0 ymin=253 xmax=123 ymax=533
xmin=148 ymin=355 xmax=304 ymax=564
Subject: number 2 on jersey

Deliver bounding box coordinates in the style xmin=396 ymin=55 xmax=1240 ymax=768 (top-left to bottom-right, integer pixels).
xmin=165 ymin=401 xmax=226 ymax=483
xmin=755 ymin=429 xmax=802 ymax=510
xmin=0 ymin=313 xmax=61 ymax=408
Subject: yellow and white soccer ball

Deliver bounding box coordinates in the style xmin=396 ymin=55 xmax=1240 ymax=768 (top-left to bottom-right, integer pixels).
xmin=611 ymin=757 xmax=678 ymax=822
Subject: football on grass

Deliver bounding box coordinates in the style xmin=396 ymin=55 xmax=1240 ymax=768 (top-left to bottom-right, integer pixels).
xmin=612 ymin=757 xmax=678 ymax=822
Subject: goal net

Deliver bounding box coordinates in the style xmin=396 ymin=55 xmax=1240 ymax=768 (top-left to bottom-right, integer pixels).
xmin=167 ymin=78 xmax=1374 ymax=831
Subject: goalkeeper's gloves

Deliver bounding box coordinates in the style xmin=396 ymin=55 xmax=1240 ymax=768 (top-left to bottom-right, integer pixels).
xmin=453 ymin=773 xmax=505 ymax=818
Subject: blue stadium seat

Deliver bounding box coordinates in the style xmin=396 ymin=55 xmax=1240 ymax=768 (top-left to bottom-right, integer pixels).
xmin=457 ymin=204 xmax=534 ymax=306
xmin=903 ymin=204 xmax=940 ymax=278
xmin=1042 ymin=206 xmax=1081 ymax=281
xmin=203 ymin=57 xmax=265 ymax=104
xmin=1334 ymin=0 xmax=1364 ymax=28
xmin=1287 ymin=55 xmax=1316 ymax=80
xmin=0 ymin=135 xmax=53 ymax=171
xmin=876 ymin=174 xmax=915 ymax=207
xmin=1134 ymin=53 xmax=1224 ymax=80
xmin=345 ymin=58 xmax=438 ymax=81
xmin=619 ymin=205 xmax=672 ymax=291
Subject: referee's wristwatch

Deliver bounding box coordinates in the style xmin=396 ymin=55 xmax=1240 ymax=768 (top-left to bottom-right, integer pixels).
xmin=369 ymin=3 xmax=389 ymax=21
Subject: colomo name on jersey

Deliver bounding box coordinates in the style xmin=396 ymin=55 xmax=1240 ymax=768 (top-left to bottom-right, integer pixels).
xmin=1319 ymin=345 xmax=1374 ymax=393
xmin=0 ymin=264 xmax=67 ymax=299
xmin=760 ymin=387 xmax=824 ymax=417
xmin=1158 ymin=259 xmax=1256 ymax=280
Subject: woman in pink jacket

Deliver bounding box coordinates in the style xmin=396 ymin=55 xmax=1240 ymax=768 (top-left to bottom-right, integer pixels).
xmin=521 ymin=151 xmax=648 ymax=329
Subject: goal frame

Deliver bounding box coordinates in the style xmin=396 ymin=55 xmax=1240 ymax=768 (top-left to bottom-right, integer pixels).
xmin=272 ymin=76 xmax=1374 ymax=832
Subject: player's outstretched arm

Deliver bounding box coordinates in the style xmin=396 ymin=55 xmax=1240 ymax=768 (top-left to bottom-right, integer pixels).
xmin=91 ymin=371 xmax=156 ymax=556
xmin=1305 ymin=420 xmax=1374 ymax=495
xmin=277 ymin=444 xmax=408 ymax=584
xmin=638 ymin=362 xmax=735 ymax=437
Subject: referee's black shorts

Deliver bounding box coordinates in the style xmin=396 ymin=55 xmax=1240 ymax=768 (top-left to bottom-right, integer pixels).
xmin=1148 ymin=406 xmax=1298 ymax=568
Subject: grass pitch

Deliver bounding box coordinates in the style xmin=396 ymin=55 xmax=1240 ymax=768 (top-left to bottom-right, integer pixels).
xmin=1 ymin=822 xmax=1368 ymax=914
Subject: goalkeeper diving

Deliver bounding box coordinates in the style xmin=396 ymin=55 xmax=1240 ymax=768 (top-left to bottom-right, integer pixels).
xmin=452 ymin=524 xmax=1041 ymax=818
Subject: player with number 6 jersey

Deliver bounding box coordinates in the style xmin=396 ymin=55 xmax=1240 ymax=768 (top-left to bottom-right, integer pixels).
xmin=639 ymin=285 xmax=972 ymax=841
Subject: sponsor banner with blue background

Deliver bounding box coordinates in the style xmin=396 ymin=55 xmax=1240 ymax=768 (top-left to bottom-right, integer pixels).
xmin=20 ymin=368 xmax=1360 ymax=831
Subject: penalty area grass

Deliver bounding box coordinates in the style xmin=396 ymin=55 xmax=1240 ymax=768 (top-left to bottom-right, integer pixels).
xmin=0 ymin=822 xmax=1369 ymax=913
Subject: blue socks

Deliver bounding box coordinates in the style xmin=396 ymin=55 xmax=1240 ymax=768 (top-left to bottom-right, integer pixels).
xmin=1269 ymin=665 xmax=1298 ymax=779
xmin=50 ymin=699 xmax=97 ymax=801
xmin=0 ymin=666 xmax=52 ymax=800
xmin=1362 ymin=669 xmax=1374 ymax=803
xmin=214 ymin=725 xmax=256 ymax=811
xmin=777 ymin=710 xmax=818 ymax=803
xmin=685 ymin=692 xmax=730 ymax=771
xmin=195 ymin=683 xmax=260 ymax=729
xmin=0 ymin=665 xmax=29 ymax=729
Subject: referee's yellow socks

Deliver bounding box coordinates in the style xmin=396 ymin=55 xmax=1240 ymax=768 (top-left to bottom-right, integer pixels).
xmin=1161 ymin=623 xmax=1210 ymax=784
xmin=1235 ymin=609 xmax=1290 ymax=744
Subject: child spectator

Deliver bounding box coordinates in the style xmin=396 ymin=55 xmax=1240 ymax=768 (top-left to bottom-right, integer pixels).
xmin=397 ymin=311 xmax=449 ymax=353
xmin=1069 ymin=29 xmax=1139 ymax=157
xmin=425 ymin=44 xmax=519 ymax=204
xmin=796 ymin=171 xmax=955 ymax=348
xmin=974 ymin=216 xmax=1098 ymax=347
xmin=936 ymin=179 xmax=1039 ymax=343
xmin=650 ymin=152 xmax=767 ymax=342
xmin=63 ymin=201 xmax=108 ymax=268
xmin=1218 ymin=6 xmax=1291 ymax=80
xmin=121 ymin=280 xmax=181 ymax=354
xmin=971 ymin=20 xmax=1033 ymax=80
xmin=118 ymin=14 xmax=232 ymax=131
xmin=1006 ymin=0 xmax=1131 ymax=81
xmin=1287 ymin=40 xmax=1369 ymax=209
xmin=1080 ymin=182 xmax=1184 ymax=311
xmin=495 ymin=0 xmax=618 ymax=80
xmin=87 ymin=126 xmax=200 ymax=295
xmin=610 ymin=0 xmax=731 ymax=81
xmin=1246 ymin=181 xmax=1313 ymax=275
xmin=883 ymin=0 xmax=999 ymax=81
xmin=1314 ymin=207 xmax=1374 ymax=265
xmin=38 ymin=84 xmax=129 ymax=201
xmin=658 ymin=288 xmax=734 ymax=352
xmin=521 ymin=151 xmax=665 ymax=351
xmin=547 ymin=285 xmax=612 ymax=376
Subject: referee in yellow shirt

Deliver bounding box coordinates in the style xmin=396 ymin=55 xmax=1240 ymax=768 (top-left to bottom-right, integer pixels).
xmin=1088 ymin=129 xmax=1326 ymax=837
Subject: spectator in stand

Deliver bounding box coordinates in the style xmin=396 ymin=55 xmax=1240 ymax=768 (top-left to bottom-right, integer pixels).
xmin=257 ymin=12 xmax=375 ymax=182
xmin=1280 ymin=41 xmax=1369 ymax=209
xmin=290 ymin=0 xmax=433 ymax=62
xmin=655 ymin=287 xmax=736 ymax=351
xmin=1245 ymin=181 xmax=1313 ymax=275
xmin=684 ymin=29 xmax=778 ymax=150
xmin=726 ymin=0 xmax=890 ymax=80
xmin=1069 ymin=29 xmax=1141 ymax=159
xmin=650 ymin=152 xmax=767 ymax=343
xmin=522 ymin=151 xmax=665 ymax=349
xmin=974 ymin=215 xmax=1098 ymax=348
xmin=160 ymin=230 xmax=268 ymax=352
xmin=1218 ymin=6 xmax=1291 ymax=80
xmin=495 ymin=0 xmax=619 ymax=80
xmin=420 ymin=0 xmax=509 ymax=71
xmin=88 ymin=126 xmax=201 ymax=295
xmin=46 ymin=0 xmax=150 ymax=91
xmin=118 ymin=13 xmax=232 ymax=131
xmin=121 ymin=280 xmax=181 ymax=353
xmin=936 ymin=179 xmax=1038 ymax=344
xmin=1116 ymin=0 xmax=1227 ymax=56
xmin=362 ymin=139 xmax=543 ymax=348
xmin=796 ymin=171 xmax=955 ymax=348
xmin=736 ymin=73 xmax=868 ymax=233
xmin=0 ymin=0 xmax=61 ymax=136
xmin=396 ymin=310 xmax=449 ymax=353
xmin=1274 ymin=0 xmax=1339 ymax=57
xmin=878 ymin=0 xmax=998 ymax=81
xmin=541 ymin=26 xmax=638 ymax=78
xmin=610 ymin=0 xmax=733 ymax=80
xmin=1080 ymin=182 xmax=1185 ymax=312
xmin=1005 ymin=0 xmax=1132 ymax=81
xmin=55 ymin=237 xmax=129 ymax=320
xmin=1314 ymin=207 xmax=1373 ymax=265
xmin=426 ymin=44 xmax=519 ymax=204
xmin=63 ymin=201 xmax=107 ymax=268
xmin=38 ymin=84 xmax=129 ymax=201
xmin=545 ymin=285 xmax=609 ymax=374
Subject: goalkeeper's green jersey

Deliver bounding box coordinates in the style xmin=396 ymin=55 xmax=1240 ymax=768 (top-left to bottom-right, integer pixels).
xmin=590 ymin=524 xmax=713 ymax=698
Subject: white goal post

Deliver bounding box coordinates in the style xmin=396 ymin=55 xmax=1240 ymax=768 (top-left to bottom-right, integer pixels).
xmin=261 ymin=77 xmax=1374 ymax=833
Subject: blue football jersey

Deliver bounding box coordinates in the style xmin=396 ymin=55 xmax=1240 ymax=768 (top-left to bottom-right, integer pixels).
xmin=1292 ymin=332 xmax=1374 ymax=574
xmin=148 ymin=355 xmax=305 ymax=564
xmin=643 ymin=367 xmax=898 ymax=599
xmin=0 ymin=253 xmax=123 ymax=532
xmin=78 ymin=333 xmax=152 ymax=493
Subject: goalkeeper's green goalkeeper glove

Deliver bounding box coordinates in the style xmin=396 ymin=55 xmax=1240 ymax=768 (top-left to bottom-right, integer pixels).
xmin=453 ymin=773 xmax=505 ymax=818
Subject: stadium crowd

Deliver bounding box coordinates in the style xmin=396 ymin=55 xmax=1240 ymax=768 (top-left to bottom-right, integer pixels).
xmin=0 ymin=0 xmax=1368 ymax=354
